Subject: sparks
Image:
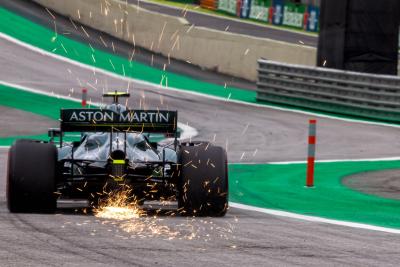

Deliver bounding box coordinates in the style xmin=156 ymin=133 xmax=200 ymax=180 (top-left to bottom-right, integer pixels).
xmin=94 ymin=188 xmax=145 ymax=220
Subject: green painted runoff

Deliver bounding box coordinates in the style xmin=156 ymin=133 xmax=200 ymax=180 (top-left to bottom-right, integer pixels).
xmin=230 ymin=161 xmax=400 ymax=229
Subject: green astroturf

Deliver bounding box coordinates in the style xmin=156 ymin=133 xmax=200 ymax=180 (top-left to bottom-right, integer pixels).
xmin=229 ymin=161 xmax=400 ymax=229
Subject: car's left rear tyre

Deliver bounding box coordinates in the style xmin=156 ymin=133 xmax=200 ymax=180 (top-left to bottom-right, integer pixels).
xmin=7 ymin=140 xmax=57 ymax=213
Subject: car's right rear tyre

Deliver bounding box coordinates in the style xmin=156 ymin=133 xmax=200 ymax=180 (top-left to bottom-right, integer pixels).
xmin=178 ymin=143 xmax=228 ymax=217
xmin=7 ymin=140 xmax=57 ymax=213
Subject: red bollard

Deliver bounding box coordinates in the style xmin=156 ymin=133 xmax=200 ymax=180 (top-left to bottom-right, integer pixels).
xmin=306 ymin=119 xmax=317 ymax=187
xmin=82 ymin=88 xmax=87 ymax=107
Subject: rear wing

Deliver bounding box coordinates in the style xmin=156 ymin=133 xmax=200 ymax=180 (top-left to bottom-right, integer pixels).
xmin=60 ymin=109 xmax=177 ymax=134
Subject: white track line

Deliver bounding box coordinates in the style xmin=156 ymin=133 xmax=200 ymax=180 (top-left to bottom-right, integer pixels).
xmin=2 ymin=32 xmax=400 ymax=234
xmin=1 ymin=32 xmax=400 ymax=129
xmin=230 ymin=202 xmax=400 ymax=234
xmin=231 ymin=157 xmax=400 ymax=165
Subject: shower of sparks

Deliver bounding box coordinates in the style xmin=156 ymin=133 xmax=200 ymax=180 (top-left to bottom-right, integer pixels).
xmin=44 ymin=7 xmax=239 ymax=240
xmin=109 ymin=59 xmax=116 ymax=70
xmin=182 ymin=8 xmax=189 ymax=18
xmin=170 ymin=30 xmax=179 ymax=41
xmin=99 ymin=36 xmax=108 ymax=47
xmin=114 ymin=19 xmax=118 ymax=33
xmin=86 ymin=82 xmax=98 ymax=91
xmin=89 ymin=44 xmax=95 ymax=53
xmin=111 ymin=41 xmax=116 ymax=53
xmin=51 ymin=21 xmax=58 ymax=42
xmin=158 ymin=22 xmax=167 ymax=49
xmin=186 ymin=24 xmax=194 ymax=34
xmin=94 ymin=187 xmax=144 ymax=220
xmin=241 ymin=123 xmax=249 ymax=135
xmin=92 ymin=187 xmax=236 ymax=241
xmin=60 ymin=43 xmax=68 ymax=54
xmin=69 ymin=17 xmax=78 ymax=30
xmin=253 ymin=148 xmax=258 ymax=157
xmin=81 ymin=26 xmax=90 ymax=38
xmin=45 ymin=8 xmax=56 ymax=20
xmin=129 ymin=48 xmax=135 ymax=62
xmin=171 ymin=35 xmax=180 ymax=52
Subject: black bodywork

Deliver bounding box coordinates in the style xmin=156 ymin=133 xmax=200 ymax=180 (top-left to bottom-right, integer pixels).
xmin=8 ymin=92 xmax=228 ymax=216
xmin=53 ymin=93 xmax=181 ymax=204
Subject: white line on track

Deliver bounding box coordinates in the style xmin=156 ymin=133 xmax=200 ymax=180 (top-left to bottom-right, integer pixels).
xmin=1 ymin=32 xmax=400 ymax=129
xmin=231 ymin=157 xmax=400 ymax=165
xmin=230 ymin=202 xmax=400 ymax=234
xmin=2 ymin=32 xmax=400 ymax=234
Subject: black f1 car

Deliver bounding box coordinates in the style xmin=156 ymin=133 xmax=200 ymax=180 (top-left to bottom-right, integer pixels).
xmin=7 ymin=92 xmax=228 ymax=216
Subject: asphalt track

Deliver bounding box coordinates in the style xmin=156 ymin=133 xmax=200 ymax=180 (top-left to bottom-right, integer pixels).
xmin=127 ymin=0 xmax=318 ymax=47
xmin=1 ymin=158 xmax=400 ymax=267
xmin=3 ymin=36 xmax=400 ymax=163
xmin=2 ymin=3 xmax=400 ymax=267
xmin=344 ymin=169 xmax=400 ymax=201
xmin=0 ymin=106 xmax=56 ymax=137
xmin=3 ymin=28 xmax=400 ymax=267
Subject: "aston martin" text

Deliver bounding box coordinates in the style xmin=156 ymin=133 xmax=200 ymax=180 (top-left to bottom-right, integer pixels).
xmin=68 ymin=111 xmax=170 ymax=123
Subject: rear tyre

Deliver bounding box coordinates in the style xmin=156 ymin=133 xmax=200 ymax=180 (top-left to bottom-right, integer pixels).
xmin=178 ymin=143 xmax=228 ymax=216
xmin=7 ymin=140 xmax=57 ymax=213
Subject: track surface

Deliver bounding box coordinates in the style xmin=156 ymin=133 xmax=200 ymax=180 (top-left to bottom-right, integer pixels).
xmin=0 ymin=106 xmax=56 ymax=137
xmin=2 ymin=148 xmax=400 ymax=267
xmin=2 ymin=36 xmax=400 ymax=163
xmin=127 ymin=0 xmax=318 ymax=47
xmin=2 ymin=2 xmax=400 ymax=266
xmin=344 ymin=169 xmax=400 ymax=201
